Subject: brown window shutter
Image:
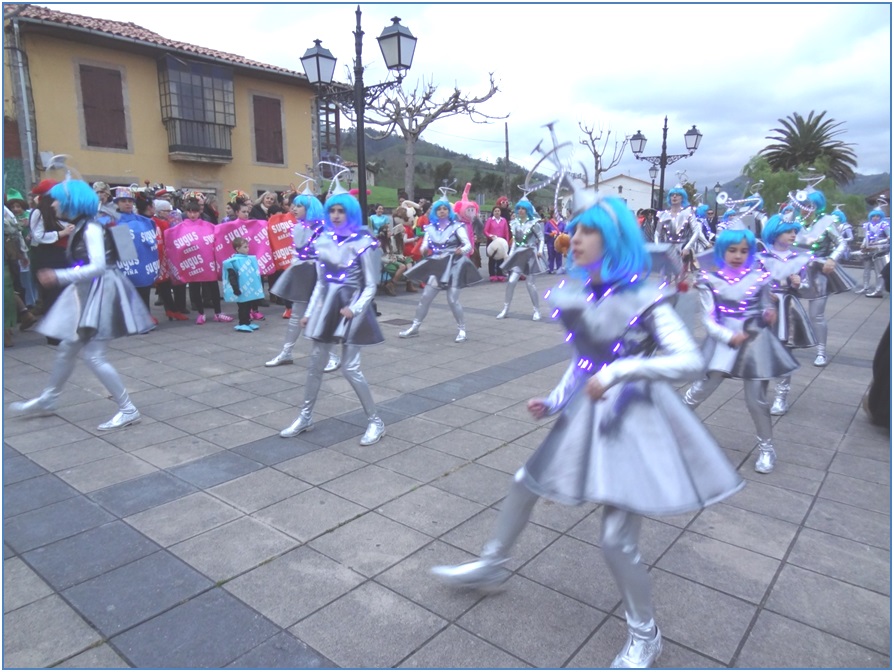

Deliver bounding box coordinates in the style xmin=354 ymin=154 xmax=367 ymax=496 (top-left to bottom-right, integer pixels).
xmin=253 ymin=95 xmax=283 ymax=164
xmin=80 ymin=65 xmax=127 ymax=149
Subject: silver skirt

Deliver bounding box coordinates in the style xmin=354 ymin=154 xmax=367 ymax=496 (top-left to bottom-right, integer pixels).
xmin=501 ymin=246 xmax=548 ymax=276
xmin=36 ymin=268 xmax=155 ymax=342
xmin=404 ymin=254 xmax=482 ymax=289
xmin=522 ymin=380 xmax=743 ymax=516
xmin=270 ymin=260 xmax=316 ymax=303
xmin=703 ymin=316 xmax=800 ymax=380
xmin=304 ymin=283 xmax=384 ymax=346
xmin=775 ymin=293 xmax=817 ymax=348
xmin=802 ymin=262 xmax=857 ymax=299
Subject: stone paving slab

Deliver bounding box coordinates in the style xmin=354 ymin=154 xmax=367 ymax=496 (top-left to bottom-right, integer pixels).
xmin=3 ymin=276 xmax=890 ymax=668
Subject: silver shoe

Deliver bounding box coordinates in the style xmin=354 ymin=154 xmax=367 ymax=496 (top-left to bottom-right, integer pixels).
xmin=430 ymin=558 xmax=511 ymax=592
xmin=10 ymin=393 xmax=58 ymax=417
xmin=866 ymin=290 xmax=884 ymax=298
xmin=324 ymin=354 xmax=341 ymax=372
xmin=265 ymin=351 xmax=293 ymax=367
xmin=770 ymin=397 xmax=788 ymax=416
xmin=399 ymin=321 xmax=421 ymax=338
xmin=455 ymin=329 xmax=467 ymax=343
xmin=813 ymin=353 xmax=827 ymax=367
xmin=854 ymin=286 xmax=867 ymax=294
xmin=611 ymin=627 xmax=662 ymax=669
xmin=280 ymin=410 xmax=313 ymax=437
xmin=754 ymin=441 xmax=776 ymax=474
xmin=496 ymin=305 xmax=509 ymax=319
xmin=532 ymin=308 xmax=541 ymax=321
xmin=360 ymin=415 xmax=385 ymax=445
xmin=97 ymin=409 xmax=141 ymax=431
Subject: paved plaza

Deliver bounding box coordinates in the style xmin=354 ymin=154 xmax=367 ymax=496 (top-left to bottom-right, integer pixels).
xmin=2 ymin=270 xmax=891 ymax=669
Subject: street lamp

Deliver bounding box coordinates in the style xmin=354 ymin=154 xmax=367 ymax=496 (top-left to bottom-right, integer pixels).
xmin=301 ymin=7 xmax=416 ymax=220
xmin=648 ymin=164 xmax=658 ymax=210
xmin=630 ymin=116 xmax=702 ymax=212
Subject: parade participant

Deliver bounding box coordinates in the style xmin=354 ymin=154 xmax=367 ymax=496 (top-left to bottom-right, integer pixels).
xmin=114 ymin=186 xmax=159 ymax=319
xmin=92 ymin=181 xmax=118 ymax=223
xmin=454 ymin=183 xmax=483 ymax=269
xmin=400 ymin=189 xmax=480 ymax=342
xmin=266 ymin=189 xmax=341 ymax=372
xmin=223 ymin=237 xmax=265 ymax=333
xmin=179 ymin=199 xmax=233 ymax=325
xmin=654 ymin=185 xmax=700 ymax=280
xmin=28 ymin=180 xmax=74 ymax=320
xmin=280 ymin=179 xmax=386 ymax=446
xmin=694 ymin=204 xmax=715 ymax=248
xmin=857 ymin=208 xmax=890 ymax=297
xmin=484 ymin=205 xmax=510 ymax=281
xmin=683 ymin=224 xmax=798 ymax=474
xmin=831 ymin=206 xmax=854 ymax=262
xmin=759 ymin=215 xmax=817 ymax=415
xmin=791 ymin=185 xmax=856 ymax=365
xmin=496 ymin=196 xmax=546 ymax=320
xmin=5 ymin=188 xmax=38 ymax=309
xmin=432 ymin=184 xmax=742 ymax=670
xmin=10 ymin=176 xmax=154 ymax=430
xmin=144 ymin=194 xmax=188 ymax=321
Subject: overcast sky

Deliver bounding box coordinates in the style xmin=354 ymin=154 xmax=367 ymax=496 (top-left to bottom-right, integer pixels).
xmin=43 ymin=2 xmax=892 ymax=191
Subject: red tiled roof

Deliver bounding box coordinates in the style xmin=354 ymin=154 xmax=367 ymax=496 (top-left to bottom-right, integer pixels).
xmin=5 ymin=3 xmax=305 ymax=78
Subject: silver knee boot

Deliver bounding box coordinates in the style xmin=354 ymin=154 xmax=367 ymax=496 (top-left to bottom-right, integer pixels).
xmin=280 ymin=400 xmax=314 ymax=437
xmin=770 ymin=379 xmax=791 ymax=416
xmin=754 ymin=439 xmax=777 ymax=474
xmin=281 ymin=344 xmax=325 ymax=437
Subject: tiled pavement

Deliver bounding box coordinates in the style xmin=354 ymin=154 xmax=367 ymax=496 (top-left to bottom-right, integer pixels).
xmin=2 ymin=267 xmax=890 ymax=669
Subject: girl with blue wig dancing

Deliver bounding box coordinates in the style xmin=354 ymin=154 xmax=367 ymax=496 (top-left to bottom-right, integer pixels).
xmin=279 ymin=190 xmax=386 ymax=446
xmin=496 ymin=197 xmax=547 ymax=320
xmin=10 ymin=179 xmax=155 ymax=430
xmin=433 ymin=190 xmax=742 ymax=669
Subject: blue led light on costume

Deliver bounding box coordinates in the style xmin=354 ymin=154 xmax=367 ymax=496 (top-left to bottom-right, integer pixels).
xmin=551 ymin=309 xmax=560 ymax=319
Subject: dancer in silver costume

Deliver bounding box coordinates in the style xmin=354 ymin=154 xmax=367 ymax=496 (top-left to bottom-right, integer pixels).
xmin=683 ymin=226 xmax=799 ymax=474
xmin=10 ymin=178 xmax=155 ymax=430
xmin=399 ymin=193 xmax=480 ymax=342
xmin=432 ymin=190 xmax=742 ymax=669
xmin=279 ymin=190 xmax=386 ymax=446
xmin=655 ymin=186 xmax=701 ymax=281
xmin=857 ymin=208 xmax=890 ymax=297
xmin=495 ymin=197 xmax=547 ymax=320
xmin=266 ymin=189 xmax=340 ymax=372
xmin=758 ymin=215 xmax=818 ymax=416
xmin=831 ymin=207 xmax=854 ymax=263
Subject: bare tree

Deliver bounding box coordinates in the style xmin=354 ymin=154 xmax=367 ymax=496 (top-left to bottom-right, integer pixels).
xmin=578 ymin=121 xmax=629 ymax=188
xmin=346 ymin=73 xmax=505 ymax=200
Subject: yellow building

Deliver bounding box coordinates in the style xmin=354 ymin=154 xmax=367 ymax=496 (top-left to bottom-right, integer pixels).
xmin=3 ymin=4 xmax=336 ymax=200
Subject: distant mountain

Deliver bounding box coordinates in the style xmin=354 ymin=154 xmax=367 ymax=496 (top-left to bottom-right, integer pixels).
xmin=719 ymin=173 xmax=889 ymax=200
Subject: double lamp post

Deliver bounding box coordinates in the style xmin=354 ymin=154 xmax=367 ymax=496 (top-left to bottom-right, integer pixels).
xmin=300 ymin=6 xmax=417 ymax=220
xmin=630 ymin=116 xmax=702 ymax=211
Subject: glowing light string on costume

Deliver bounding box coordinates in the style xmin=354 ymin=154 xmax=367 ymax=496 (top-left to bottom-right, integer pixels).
xmin=294 ymin=221 xmax=326 ymax=261
xmin=320 ymin=232 xmax=379 ymax=282
xmin=709 ymin=269 xmax=771 ymax=316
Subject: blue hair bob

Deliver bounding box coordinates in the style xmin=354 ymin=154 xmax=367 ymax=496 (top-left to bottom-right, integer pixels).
xmin=714 ymin=227 xmax=757 ymax=268
xmin=761 ymin=214 xmax=802 ymax=246
xmin=429 ymin=199 xmax=457 ymax=223
xmin=804 ymin=189 xmax=826 ymax=213
xmin=830 ymin=209 xmax=847 ymax=224
xmin=48 ymin=180 xmax=99 ymax=220
xmin=868 ymin=209 xmax=885 ymax=220
xmin=514 ymin=199 xmax=536 ymax=220
xmin=323 ymin=193 xmax=363 ymax=233
xmin=665 ymin=187 xmax=690 ymax=207
xmin=565 ymin=195 xmax=651 ymax=285
xmin=292 ymin=193 xmax=325 ymax=222
xmin=695 ymin=204 xmax=709 ymax=218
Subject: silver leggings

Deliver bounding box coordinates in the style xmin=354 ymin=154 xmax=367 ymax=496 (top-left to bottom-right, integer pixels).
xmin=483 ymin=468 xmax=655 ymax=638
xmin=685 ymin=373 xmax=772 ymax=442
xmin=412 ymin=276 xmax=465 ymax=328
xmin=862 ymin=255 xmax=887 ymax=292
xmin=807 ymin=296 xmax=828 ymax=350
xmin=302 ymin=341 xmax=375 ymax=417
xmin=503 ymin=270 xmax=540 ymax=309
xmin=45 ymin=339 xmax=134 ymax=411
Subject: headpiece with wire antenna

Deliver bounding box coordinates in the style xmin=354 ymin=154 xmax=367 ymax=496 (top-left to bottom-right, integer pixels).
xmin=320 ymin=163 xmax=364 ymax=231
xmin=430 ymin=182 xmax=458 ymax=222
xmin=291 ymin=172 xmax=324 ymax=221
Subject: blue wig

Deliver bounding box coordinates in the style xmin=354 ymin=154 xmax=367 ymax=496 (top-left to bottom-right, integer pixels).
xmin=565 ymin=195 xmax=651 ymax=284
xmin=48 ymin=180 xmax=99 ymax=220
xmin=323 ymin=193 xmax=363 ymax=233
xmin=292 ymin=193 xmax=325 ymax=221
xmin=868 ymin=209 xmax=885 ymax=220
xmin=804 ymin=189 xmax=826 ymax=213
xmin=714 ymin=228 xmax=757 ymax=268
xmin=514 ymin=199 xmax=536 ymax=220
xmin=429 ymin=199 xmax=457 ymax=223
xmin=665 ymin=187 xmax=690 ymax=207
xmin=761 ymin=214 xmax=801 ymax=246
xmin=695 ymin=204 xmax=709 ymax=218
xmin=831 ymin=209 xmax=847 ymax=224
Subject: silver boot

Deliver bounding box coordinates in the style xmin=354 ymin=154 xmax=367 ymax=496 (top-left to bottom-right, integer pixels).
xmin=430 ymin=555 xmax=511 ymax=592
xmin=265 ymin=351 xmax=293 ymax=367
xmin=455 ymin=328 xmax=467 ymax=343
xmin=770 ymin=381 xmax=790 ymax=416
xmin=611 ymin=627 xmax=662 ymax=669
xmin=281 ymin=407 xmax=313 ymax=438
xmin=813 ymin=346 xmax=827 ymax=367
xmin=360 ymin=415 xmax=385 ymax=445
xmin=10 ymin=392 xmax=59 ymax=417
xmin=532 ymin=308 xmax=541 ymax=321
xmin=399 ymin=321 xmax=421 ymax=338
xmin=496 ymin=304 xmax=509 ymax=319
xmin=324 ymin=353 xmax=341 ymax=372
xmin=754 ymin=440 xmax=777 ymax=474
xmin=97 ymin=408 xmax=141 ymax=431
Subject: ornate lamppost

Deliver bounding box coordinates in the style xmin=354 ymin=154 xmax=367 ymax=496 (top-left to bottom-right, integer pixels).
xmin=629 ymin=117 xmax=702 ymax=211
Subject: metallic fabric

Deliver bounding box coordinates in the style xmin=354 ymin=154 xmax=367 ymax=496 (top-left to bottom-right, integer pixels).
xmin=404 ymin=220 xmax=480 ymax=289
xmin=270 ymin=261 xmax=317 ymax=303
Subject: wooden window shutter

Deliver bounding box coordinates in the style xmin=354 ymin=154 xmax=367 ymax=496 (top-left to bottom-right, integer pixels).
xmin=80 ymin=65 xmax=127 ymax=149
xmin=253 ymin=95 xmax=283 ymax=164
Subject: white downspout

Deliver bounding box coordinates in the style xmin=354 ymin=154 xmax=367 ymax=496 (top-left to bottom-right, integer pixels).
xmin=12 ymin=18 xmax=37 ymax=186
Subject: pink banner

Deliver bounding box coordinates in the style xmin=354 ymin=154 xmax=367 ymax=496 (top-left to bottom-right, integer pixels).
xmin=164 ymin=219 xmax=218 ymax=283
xmin=214 ymin=219 xmax=274 ymax=275
xmin=267 ymin=213 xmax=297 ymax=272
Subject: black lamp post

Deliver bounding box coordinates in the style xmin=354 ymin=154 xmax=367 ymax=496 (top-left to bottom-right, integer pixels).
xmin=630 ymin=117 xmax=702 ymax=212
xmin=301 ymin=6 xmax=416 ymax=220
xmin=648 ymin=164 xmax=658 ymax=210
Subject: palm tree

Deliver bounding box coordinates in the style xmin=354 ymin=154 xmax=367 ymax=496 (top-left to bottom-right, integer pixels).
xmin=760 ymin=111 xmax=858 ymax=185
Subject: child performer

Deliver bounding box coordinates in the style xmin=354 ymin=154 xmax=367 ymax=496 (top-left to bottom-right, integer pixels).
xmin=433 ymin=190 xmax=742 ymax=669
xmin=759 ymin=215 xmax=817 ymax=415
xmin=181 ymin=199 xmax=233 ymax=325
xmin=280 ymin=187 xmax=386 ymax=446
xmin=496 ymin=197 xmax=547 ymax=320
xmin=223 ymin=237 xmax=265 ymax=333
xmin=10 ymin=178 xmax=154 ymax=430
xmin=400 ymin=191 xmax=481 ymax=342
xmin=266 ymin=191 xmax=341 ymax=372
xmin=682 ymin=225 xmax=799 ymax=474
xmin=857 ymin=208 xmax=890 ymax=297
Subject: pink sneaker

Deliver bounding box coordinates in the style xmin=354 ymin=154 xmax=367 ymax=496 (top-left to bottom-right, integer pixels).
xmin=196 ymin=314 xmax=206 ymax=325
xmin=250 ymin=310 xmax=265 ymax=321
xmin=213 ymin=313 xmax=234 ymax=323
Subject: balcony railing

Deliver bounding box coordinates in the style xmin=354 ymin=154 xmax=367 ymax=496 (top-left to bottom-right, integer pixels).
xmin=164 ymin=119 xmax=232 ymax=162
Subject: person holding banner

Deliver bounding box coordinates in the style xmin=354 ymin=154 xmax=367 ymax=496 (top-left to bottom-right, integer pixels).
xmin=114 ymin=187 xmax=159 ymax=322
xmin=214 ymin=200 xmax=274 ymax=321
xmin=174 ymin=199 xmax=232 ymax=325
